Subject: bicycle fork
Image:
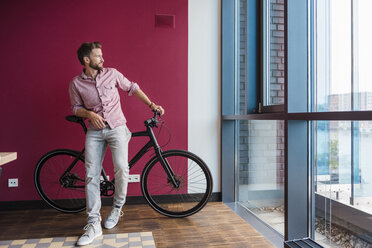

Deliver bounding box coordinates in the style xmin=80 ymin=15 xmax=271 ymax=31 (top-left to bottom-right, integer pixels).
xmin=147 ymin=128 xmax=180 ymax=188
xmin=155 ymin=148 xmax=181 ymax=188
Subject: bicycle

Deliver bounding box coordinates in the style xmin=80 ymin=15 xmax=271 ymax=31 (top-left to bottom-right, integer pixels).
xmin=34 ymin=111 xmax=213 ymax=218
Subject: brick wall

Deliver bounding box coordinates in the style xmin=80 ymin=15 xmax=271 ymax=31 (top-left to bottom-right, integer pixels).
xmin=239 ymin=0 xmax=247 ymax=115
xmin=239 ymin=0 xmax=248 ymax=184
xmin=238 ymin=0 xmax=285 ymax=188
xmin=269 ymin=0 xmax=285 ymax=105
xmin=276 ymin=121 xmax=285 ymax=185
xmin=239 ymin=120 xmax=284 ymax=187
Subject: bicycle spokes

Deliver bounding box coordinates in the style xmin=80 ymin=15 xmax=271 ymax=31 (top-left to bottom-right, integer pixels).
xmin=142 ymin=150 xmax=212 ymax=217
xmin=35 ymin=150 xmax=87 ymax=213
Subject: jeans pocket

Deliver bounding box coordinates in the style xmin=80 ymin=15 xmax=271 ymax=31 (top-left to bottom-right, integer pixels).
xmin=124 ymin=125 xmax=132 ymax=140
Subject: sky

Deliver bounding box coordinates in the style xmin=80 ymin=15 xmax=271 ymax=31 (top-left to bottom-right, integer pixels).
xmin=327 ymin=0 xmax=372 ymax=94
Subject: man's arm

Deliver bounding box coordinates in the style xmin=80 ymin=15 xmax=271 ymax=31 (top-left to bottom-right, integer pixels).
xmin=115 ymin=70 xmax=164 ymax=114
xmin=69 ymin=81 xmax=106 ymax=129
xmin=133 ymin=89 xmax=165 ymax=115
xmin=76 ymin=108 xmax=106 ymax=130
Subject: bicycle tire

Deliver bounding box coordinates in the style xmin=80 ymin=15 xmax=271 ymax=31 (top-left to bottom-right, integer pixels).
xmin=141 ymin=149 xmax=213 ymax=218
xmin=34 ymin=149 xmax=86 ymax=213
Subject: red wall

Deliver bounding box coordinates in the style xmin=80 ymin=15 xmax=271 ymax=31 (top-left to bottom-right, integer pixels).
xmin=0 ymin=0 xmax=188 ymax=201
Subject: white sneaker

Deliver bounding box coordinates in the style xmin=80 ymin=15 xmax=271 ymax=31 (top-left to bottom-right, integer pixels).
xmin=104 ymin=207 xmax=124 ymax=229
xmin=76 ymin=222 xmax=102 ymax=246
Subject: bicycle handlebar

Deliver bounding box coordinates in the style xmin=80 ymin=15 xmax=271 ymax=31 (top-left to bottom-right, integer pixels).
xmin=144 ymin=110 xmax=161 ymax=128
xmin=66 ymin=110 xmax=162 ymax=132
xmin=153 ymin=109 xmax=161 ymax=118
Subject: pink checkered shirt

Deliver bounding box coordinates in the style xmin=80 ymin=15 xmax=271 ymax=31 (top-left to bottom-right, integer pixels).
xmin=69 ymin=68 xmax=140 ymax=129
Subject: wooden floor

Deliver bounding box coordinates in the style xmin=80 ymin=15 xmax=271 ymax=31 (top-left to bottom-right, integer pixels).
xmin=0 ymin=202 xmax=274 ymax=248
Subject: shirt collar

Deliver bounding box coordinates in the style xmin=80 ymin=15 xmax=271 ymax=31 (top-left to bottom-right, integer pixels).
xmin=80 ymin=68 xmax=104 ymax=80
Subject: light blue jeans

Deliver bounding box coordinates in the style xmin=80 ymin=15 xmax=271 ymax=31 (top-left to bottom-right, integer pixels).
xmin=84 ymin=124 xmax=131 ymax=223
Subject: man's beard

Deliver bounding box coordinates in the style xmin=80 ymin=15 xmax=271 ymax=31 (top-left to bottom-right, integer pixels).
xmin=89 ymin=61 xmax=103 ymax=70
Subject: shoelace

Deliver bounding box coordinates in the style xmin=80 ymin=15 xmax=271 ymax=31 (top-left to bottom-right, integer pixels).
xmin=108 ymin=208 xmax=124 ymax=221
xmin=82 ymin=223 xmax=97 ymax=237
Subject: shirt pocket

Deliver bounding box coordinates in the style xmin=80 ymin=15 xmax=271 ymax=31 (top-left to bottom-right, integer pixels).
xmin=103 ymin=83 xmax=117 ymax=97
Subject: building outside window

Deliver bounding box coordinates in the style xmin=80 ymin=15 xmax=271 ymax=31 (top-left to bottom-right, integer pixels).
xmin=311 ymin=0 xmax=372 ymax=246
xmin=223 ymin=0 xmax=372 ymax=247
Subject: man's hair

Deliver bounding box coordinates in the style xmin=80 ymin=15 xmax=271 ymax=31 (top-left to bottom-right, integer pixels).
xmin=77 ymin=42 xmax=102 ymax=65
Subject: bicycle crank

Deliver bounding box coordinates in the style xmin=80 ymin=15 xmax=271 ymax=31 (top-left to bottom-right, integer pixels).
xmin=100 ymin=180 xmax=115 ymax=196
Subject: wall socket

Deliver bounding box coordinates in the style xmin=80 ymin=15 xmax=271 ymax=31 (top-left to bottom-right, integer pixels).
xmin=8 ymin=178 xmax=18 ymax=187
xmin=128 ymin=174 xmax=140 ymax=183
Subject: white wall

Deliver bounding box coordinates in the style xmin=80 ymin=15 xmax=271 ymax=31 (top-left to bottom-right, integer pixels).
xmin=188 ymin=0 xmax=221 ymax=192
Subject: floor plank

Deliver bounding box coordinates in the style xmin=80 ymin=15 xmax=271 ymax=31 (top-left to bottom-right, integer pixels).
xmin=0 ymin=202 xmax=274 ymax=248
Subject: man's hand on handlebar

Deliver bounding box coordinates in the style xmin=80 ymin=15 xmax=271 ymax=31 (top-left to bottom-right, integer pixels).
xmin=150 ymin=103 xmax=165 ymax=116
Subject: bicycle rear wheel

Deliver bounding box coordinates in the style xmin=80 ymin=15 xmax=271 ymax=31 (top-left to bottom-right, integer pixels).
xmin=141 ymin=150 xmax=213 ymax=217
xmin=34 ymin=149 xmax=86 ymax=213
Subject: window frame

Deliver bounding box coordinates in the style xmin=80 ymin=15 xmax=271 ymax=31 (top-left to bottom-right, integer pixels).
xmin=221 ymin=0 xmax=372 ymax=245
xmin=260 ymin=0 xmax=286 ymax=113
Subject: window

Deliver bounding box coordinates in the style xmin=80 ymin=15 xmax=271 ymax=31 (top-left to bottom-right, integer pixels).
xmin=263 ymin=0 xmax=285 ymax=108
xmin=238 ymin=120 xmax=285 ymax=234
xmin=221 ymin=0 xmax=372 ymax=247
xmin=314 ymin=0 xmax=372 ymax=112
xmin=313 ymin=121 xmax=372 ymax=247
xmin=237 ymin=0 xmax=285 ymax=237
xmin=311 ymin=1 xmax=372 ymax=246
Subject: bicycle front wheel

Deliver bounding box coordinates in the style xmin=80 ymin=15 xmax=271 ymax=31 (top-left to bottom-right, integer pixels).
xmin=34 ymin=149 xmax=86 ymax=213
xmin=141 ymin=150 xmax=213 ymax=217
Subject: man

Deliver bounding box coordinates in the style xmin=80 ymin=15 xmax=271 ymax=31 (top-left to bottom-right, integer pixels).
xmin=69 ymin=42 xmax=164 ymax=246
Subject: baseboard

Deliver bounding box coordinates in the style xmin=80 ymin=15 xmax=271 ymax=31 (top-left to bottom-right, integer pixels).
xmin=0 ymin=192 xmax=221 ymax=211
xmin=209 ymin=192 xmax=222 ymax=201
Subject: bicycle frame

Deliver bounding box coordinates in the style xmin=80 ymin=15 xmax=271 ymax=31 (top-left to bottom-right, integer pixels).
xmin=129 ymin=125 xmax=180 ymax=188
xmin=64 ymin=115 xmax=180 ymax=189
xmin=36 ymin=114 xmax=212 ymax=216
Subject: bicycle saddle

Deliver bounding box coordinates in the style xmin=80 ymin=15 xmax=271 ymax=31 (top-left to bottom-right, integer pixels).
xmin=65 ymin=115 xmax=84 ymax=123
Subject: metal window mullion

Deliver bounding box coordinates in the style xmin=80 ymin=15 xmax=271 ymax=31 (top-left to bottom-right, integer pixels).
xmin=350 ymin=0 xmax=361 ymax=207
xmin=235 ymin=120 xmax=239 ymax=202
xmin=308 ymin=0 xmax=313 ymax=113
xmin=234 ymin=0 xmax=240 ymax=202
xmin=351 ymin=0 xmax=354 ymax=111
xmin=263 ymin=0 xmax=270 ymax=106
xmin=287 ymin=0 xmax=311 ymax=240
xmin=350 ymin=0 xmax=359 ymax=206
xmin=351 ymin=0 xmax=355 ymax=202
xmin=234 ymin=0 xmax=239 ymax=115
xmin=351 ymin=121 xmax=355 ymax=205
xmin=307 ymin=120 xmax=314 ymax=238
xmin=266 ymin=0 xmax=270 ymax=106
xmin=353 ymin=0 xmax=360 ymax=109
xmin=243 ymin=0 xmax=248 ymax=114
xmin=350 ymin=0 xmax=354 ymax=205
xmin=222 ymin=0 xmax=237 ymax=203
xmin=308 ymin=0 xmax=315 ymax=239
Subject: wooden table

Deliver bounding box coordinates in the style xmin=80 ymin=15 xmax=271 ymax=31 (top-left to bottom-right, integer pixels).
xmin=0 ymin=152 xmax=17 ymax=166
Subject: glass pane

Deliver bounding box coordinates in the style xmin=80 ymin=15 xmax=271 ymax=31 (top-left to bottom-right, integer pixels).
xmin=238 ymin=120 xmax=285 ymax=234
xmin=354 ymin=0 xmax=372 ymax=111
xmin=354 ymin=121 xmax=372 ymax=213
xmin=314 ymin=0 xmax=352 ymax=112
xmin=313 ymin=121 xmax=372 ymax=247
xmin=263 ymin=0 xmax=285 ymax=106
xmin=315 ymin=121 xmax=352 ymax=205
